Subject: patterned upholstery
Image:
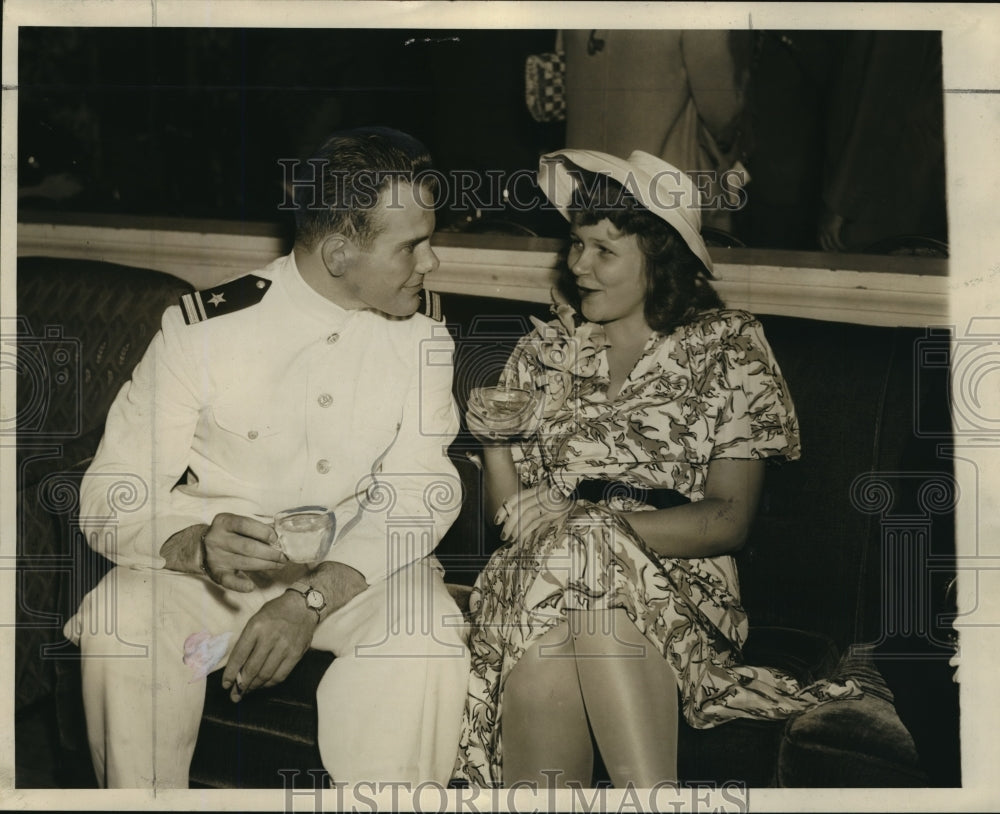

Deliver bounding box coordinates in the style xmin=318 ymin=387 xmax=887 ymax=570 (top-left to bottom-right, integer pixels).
xmin=16 ymin=257 xmax=191 ymax=452
xmin=15 ymin=257 xmax=193 ymax=713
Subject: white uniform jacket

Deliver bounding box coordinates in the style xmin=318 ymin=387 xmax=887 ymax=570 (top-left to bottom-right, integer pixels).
xmin=79 ymin=252 xmax=461 ymax=584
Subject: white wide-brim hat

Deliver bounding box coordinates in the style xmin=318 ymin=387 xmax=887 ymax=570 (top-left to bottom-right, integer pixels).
xmin=538 ymin=149 xmax=714 ymax=277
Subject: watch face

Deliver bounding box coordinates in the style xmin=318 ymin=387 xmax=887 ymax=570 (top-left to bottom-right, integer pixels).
xmin=305 ymin=589 xmax=325 ymax=610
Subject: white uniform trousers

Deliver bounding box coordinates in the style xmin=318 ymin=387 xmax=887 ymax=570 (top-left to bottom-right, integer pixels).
xmin=68 ymin=558 xmax=470 ymax=788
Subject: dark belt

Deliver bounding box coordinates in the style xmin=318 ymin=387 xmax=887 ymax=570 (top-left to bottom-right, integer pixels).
xmin=568 ymin=479 xmax=691 ymax=510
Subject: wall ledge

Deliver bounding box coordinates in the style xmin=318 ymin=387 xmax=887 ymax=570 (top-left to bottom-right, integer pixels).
xmin=17 ymin=216 xmax=949 ymax=327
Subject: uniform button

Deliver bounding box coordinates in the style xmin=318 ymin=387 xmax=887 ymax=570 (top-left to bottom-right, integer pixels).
xmin=316 ymin=459 xmax=331 ymax=474
xmin=326 ymin=332 xmax=340 ymax=344
xmin=317 ymin=393 xmax=333 ymax=408
xmin=247 ymin=430 xmax=259 ymax=440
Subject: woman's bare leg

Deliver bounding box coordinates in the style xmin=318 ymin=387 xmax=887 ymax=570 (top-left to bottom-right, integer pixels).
xmin=501 ymin=621 xmax=594 ymax=788
xmin=571 ymin=608 xmax=679 ymax=787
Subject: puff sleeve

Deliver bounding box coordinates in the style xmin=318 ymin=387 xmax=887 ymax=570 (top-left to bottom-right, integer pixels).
xmin=706 ymin=312 xmax=801 ymax=461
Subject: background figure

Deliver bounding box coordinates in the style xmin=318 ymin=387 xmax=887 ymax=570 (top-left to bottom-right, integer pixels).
xmin=563 ymin=29 xmax=751 ymax=231
xmin=819 ymin=31 xmax=947 ymax=252
xmin=735 ymin=31 xmax=844 ymax=249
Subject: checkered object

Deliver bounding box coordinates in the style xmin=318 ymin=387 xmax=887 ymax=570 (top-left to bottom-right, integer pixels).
xmin=525 ymin=51 xmax=566 ymax=123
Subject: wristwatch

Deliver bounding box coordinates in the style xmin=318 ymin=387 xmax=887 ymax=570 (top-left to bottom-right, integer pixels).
xmin=288 ymin=581 xmax=328 ymax=623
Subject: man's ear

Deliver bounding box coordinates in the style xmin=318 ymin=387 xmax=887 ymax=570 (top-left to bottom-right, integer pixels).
xmin=319 ymin=234 xmax=351 ymax=277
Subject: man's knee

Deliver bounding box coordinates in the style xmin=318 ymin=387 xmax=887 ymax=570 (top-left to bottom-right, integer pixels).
xmin=73 ymin=567 xmax=216 ymax=657
xmin=353 ymin=576 xmax=468 ymax=660
xmin=72 ymin=567 xmax=157 ymax=654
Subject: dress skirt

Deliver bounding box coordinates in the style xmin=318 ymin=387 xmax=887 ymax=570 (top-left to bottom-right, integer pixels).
xmin=455 ymin=500 xmax=860 ymax=787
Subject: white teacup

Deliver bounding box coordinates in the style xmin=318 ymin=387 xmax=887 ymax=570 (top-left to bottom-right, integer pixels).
xmin=272 ymin=506 xmax=336 ymax=563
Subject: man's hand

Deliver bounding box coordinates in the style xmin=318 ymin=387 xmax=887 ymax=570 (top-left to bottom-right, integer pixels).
xmin=202 ymin=513 xmax=288 ymax=592
xmin=221 ymin=591 xmax=317 ymax=702
xmin=818 ymin=210 xmax=848 ymax=253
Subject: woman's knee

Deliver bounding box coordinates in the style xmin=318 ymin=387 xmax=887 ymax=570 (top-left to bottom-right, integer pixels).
xmin=570 ymin=608 xmax=656 ymax=658
xmin=572 ymin=610 xmax=678 ymax=711
xmin=504 ymin=623 xmax=577 ymax=709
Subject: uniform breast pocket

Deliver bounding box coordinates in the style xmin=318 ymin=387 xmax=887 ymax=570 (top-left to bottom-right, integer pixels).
xmin=205 ymin=401 xmax=288 ymax=476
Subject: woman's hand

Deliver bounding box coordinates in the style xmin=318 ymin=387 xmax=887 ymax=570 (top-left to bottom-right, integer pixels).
xmin=621 ymin=459 xmax=766 ymax=557
xmin=466 ymin=405 xmax=524 ymax=445
xmin=495 ymin=485 xmax=576 ymax=544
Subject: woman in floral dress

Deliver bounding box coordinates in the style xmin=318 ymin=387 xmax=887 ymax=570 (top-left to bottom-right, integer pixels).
xmin=456 ymin=149 xmax=859 ymax=788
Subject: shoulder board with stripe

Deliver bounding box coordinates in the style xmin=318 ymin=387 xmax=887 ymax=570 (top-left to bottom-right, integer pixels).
xmin=422 ymin=290 xmax=445 ymax=322
xmin=180 ymin=275 xmax=272 ymax=325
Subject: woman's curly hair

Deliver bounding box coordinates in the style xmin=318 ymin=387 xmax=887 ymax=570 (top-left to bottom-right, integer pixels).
xmin=558 ymin=169 xmax=723 ymax=334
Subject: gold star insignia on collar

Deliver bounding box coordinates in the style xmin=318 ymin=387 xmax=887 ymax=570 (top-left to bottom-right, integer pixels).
xmin=208 ymin=292 xmax=226 ymax=307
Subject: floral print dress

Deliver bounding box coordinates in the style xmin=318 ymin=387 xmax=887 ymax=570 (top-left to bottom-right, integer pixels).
xmin=455 ymin=307 xmax=861 ymax=786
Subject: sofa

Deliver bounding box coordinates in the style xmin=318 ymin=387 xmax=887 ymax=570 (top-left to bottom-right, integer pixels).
xmin=14 ymin=253 xmax=960 ymax=789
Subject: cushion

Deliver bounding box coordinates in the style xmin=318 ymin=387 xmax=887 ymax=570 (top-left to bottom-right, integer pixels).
xmin=192 ymin=651 xmax=334 ymax=788
xmin=778 ymin=696 xmax=925 ymax=787
xmin=673 ymin=625 xmax=840 ymax=787
xmin=679 ymin=718 xmax=785 ymax=787
xmin=777 ymin=649 xmax=925 ymax=786
xmin=16 ymin=486 xmax=64 ymax=710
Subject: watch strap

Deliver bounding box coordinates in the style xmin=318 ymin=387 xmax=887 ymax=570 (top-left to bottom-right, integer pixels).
xmin=288 ymin=580 xmax=328 ymax=622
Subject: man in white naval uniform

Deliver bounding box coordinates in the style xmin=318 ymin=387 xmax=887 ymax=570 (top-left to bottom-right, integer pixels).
xmin=64 ymin=128 xmax=469 ymax=788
